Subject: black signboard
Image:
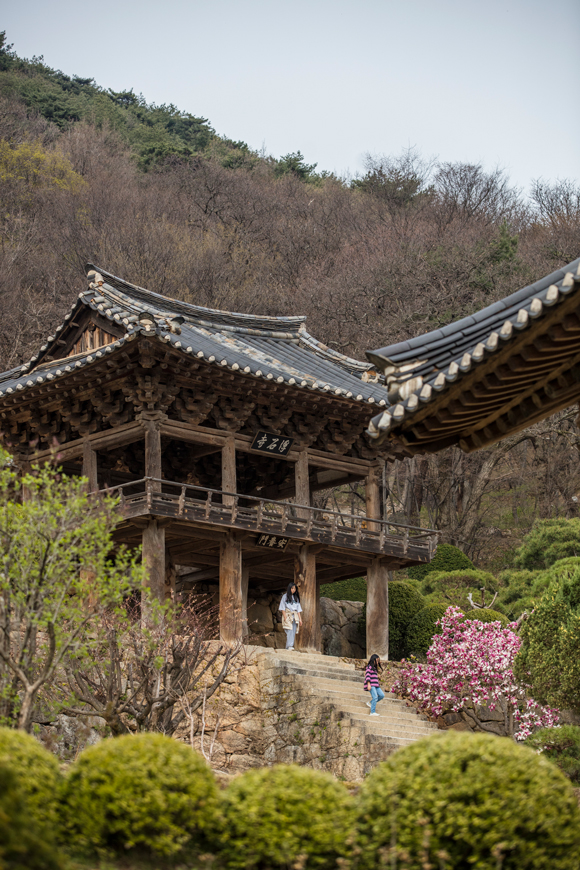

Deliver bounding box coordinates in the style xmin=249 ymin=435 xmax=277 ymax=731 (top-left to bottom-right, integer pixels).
xmin=256 ymin=533 xmax=290 ymax=551
xmin=250 ymin=431 xmax=293 ymax=456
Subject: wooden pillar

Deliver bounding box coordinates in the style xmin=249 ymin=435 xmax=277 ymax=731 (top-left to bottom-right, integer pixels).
xmin=17 ymin=458 xmax=32 ymax=503
xmin=82 ymin=440 xmax=98 ymax=493
xmin=164 ymin=550 xmax=177 ymax=602
xmin=222 ymin=436 xmax=236 ymax=507
xmin=142 ymin=519 xmax=166 ymax=616
xmin=366 ymin=463 xmax=381 ymax=533
xmin=295 ymin=448 xmax=310 ymax=519
xmin=241 ymin=566 xmax=250 ymax=640
xmin=144 ymin=419 xmax=162 ymax=490
xmin=366 ymin=558 xmax=389 ymax=659
xmin=295 ymin=544 xmax=320 ymax=652
xmin=220 ymin=530 xmax=243 ymax=645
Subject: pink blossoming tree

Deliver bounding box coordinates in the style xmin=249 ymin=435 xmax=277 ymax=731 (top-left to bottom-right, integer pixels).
xmin=392 ymin=606 xmax=559 ymax=740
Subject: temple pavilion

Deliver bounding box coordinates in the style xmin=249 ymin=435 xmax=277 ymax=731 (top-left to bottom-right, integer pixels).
xmin=0 ymin=265 xmax=437 ymax=656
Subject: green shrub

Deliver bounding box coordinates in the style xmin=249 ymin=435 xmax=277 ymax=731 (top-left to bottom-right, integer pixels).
xmin=514 ymin=558 xmax=580 ymax=714
xmin=405 ymin=603 xmax=448 ymax=658
xmin=515 ymin=519 xmax=580 ymax=570
xmin=463 ymin=608 xmax=509 ymax=627
xmin=218 ymin=764 xmax=356 ymax=869
xmin=320 ymin=576 xmax=366 ymax=602
xmin=356 ymin=731 xmax=580 ymax=869
xmin=408 ymin=543 xmax=473 ymax=580
xmin=60 ymin=733 xmax=219 ymax=857
xmin=525 ymin=725 xmax=580 ymax=785
xmin=0 ymin=727 xmax=62 ymax=832
xmin=388 ymin=582 xmax=426 ymax=660
xmin=0 ymin=761 xmax=62 ymax=870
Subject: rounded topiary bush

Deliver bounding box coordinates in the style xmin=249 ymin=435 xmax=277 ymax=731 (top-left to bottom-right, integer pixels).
xmin=0 ymin=726 xmax=62 ymax=832
xmin=60 ymin=733 xmax=219 ymax=857
xmin=463 ymin=608 xmax=509 ymax=627
xmin=0 ymin=762 xmax=62 ymax=870
xmin=525 ymin=725 xmax=580 ymax=785
xmin=388 ymin=582 xmax=426 ymax=660
xmin=218 ymin=764 xmax=356 ymax=869
xmin=405 ymin=603 xmax=447 ymax=658
xmin=408 ymin=543 xmax=473 ymax=580
xmin=356 ymin=731 xmax=580 ymax=870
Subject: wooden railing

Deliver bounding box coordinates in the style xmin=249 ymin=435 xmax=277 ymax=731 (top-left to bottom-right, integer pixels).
xmin=104 ymin=478 xmax=438 ymax=561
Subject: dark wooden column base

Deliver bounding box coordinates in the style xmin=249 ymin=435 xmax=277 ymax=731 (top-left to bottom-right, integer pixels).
xmin=295 ymin=544 xmax=320 ymax=653
xmin=220 ymin=530 xmax=243 ymax=645
xmin=366 ymin=559 xmax=389 ymax=659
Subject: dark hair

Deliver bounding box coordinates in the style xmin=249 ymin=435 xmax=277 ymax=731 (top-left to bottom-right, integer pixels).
xmin=367 ymin=654 xmax=381 ymax=672
xmin=286 ymin=583 xmax=300 ymax=604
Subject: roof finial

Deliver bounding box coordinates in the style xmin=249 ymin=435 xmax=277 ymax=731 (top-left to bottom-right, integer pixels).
xmin=87 ymin=269 xmax=104 ymax=289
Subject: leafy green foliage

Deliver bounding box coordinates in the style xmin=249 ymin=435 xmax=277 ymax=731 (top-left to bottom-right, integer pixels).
xmin=0 ymin=47 xmax=220 ymax=170
xmin=356 ymin=731 xmax=580 ymax=869
xmin=0 ymin=761 xmax=63 ymax=870
xmin=526 ymin=725 xmax=580 ymax=785
xmin=388 ymin=582 xmax=426 ymax=660
xmin=320 ymin=576 xmax=366 ymax=602
xmin=60 ymin=733 xmax=219 ymax=857
xmin=463 ymin=608 xmax=509 ymax=627
xmin=422 ymin=568 xmax=498 ymax=610
xmin=407 ymin=543 xmax=474 ymax=580
xmin=515 ymin=518 xmax=580 ymax=570
xmin=274 ymin=151 xmax=318 ymax=181
xmin=0 ymin=728 xmax=62 ymax=831
xmin=515 ymin=558 xmax=580 ymax=713
xmin=405 ymin=603 xmax=448 ymax=659
xmin=0 ymin=449 xmax=142 ymax=730
xmin=218 ymin=764 xmax=356 ymax=869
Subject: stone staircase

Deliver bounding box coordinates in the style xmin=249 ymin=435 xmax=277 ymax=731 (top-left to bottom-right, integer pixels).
xmin=254 ymin=648 xmax=438 ymax=779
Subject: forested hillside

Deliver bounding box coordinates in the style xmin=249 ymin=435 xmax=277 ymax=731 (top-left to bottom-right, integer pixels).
xmin=1 ymin=31 xmax=580 ymax=566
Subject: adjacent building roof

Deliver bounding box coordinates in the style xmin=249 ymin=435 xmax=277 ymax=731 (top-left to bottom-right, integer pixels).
xmin=0 ymin=265 xmax=389 ymax=409
xmin=366 ymin=257 xmax=580 ymax=453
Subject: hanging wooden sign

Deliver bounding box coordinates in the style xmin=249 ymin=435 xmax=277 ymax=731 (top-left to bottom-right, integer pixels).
xmin=256 ymin=533 xmax=290 ymax=551
xmin=250 ymin=431 xmax=293 ymax=456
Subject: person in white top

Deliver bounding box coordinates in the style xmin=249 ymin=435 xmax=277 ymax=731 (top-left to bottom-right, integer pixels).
xmin=278 ymin=583 xmax=303 ymax=650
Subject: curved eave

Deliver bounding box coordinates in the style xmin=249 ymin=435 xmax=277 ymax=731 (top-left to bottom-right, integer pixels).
xmin=367 ymin=258 xmax=580 ymax=452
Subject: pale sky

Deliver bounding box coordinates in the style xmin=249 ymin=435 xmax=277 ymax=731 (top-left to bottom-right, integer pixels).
xmin=3 ymin=0 xmax=579 ymax=193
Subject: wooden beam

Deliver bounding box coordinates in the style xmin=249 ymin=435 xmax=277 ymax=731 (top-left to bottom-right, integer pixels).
xmin=143 ymin=418 xmax=162 ymax=488
xmin=294 ymin=544 xmax=320 ymax=653
xmin=142 ymin=519 xmax=166 ymax=618
xmin=82 ymin=439 xmax=98 ymax=493
xmin=221 ymin=435 xmax=236 ymax=507
xmin=219 ymin=530 xmax=243 ymax=645
xmin=366 ymin=559 xmax=389 ymax=659
xmin=32 ymin=420 xmax=144 ymax=463
xmin=366 ymin=463 xmax=381 ymax=532
xmin=295 ymin=448 xmax=310 ymax=519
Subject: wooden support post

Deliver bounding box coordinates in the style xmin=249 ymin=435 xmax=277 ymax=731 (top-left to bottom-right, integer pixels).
xmin=295 ymin=448 xmax=310 ymax=520
xmin=222 ymin=436 xmax=236 ymax=507
xmin=366 ymin=463 xmax=381 ymax=533
xmin=142 ymin=519 xmax=166 ymax=620
xmin=82 ymin=440 xmax=98 ymax=493
xmin=144 ymin=419 xmax=162 ymax=490
xmin=220 ymin=530 xmax=243 ymax=645
xmin=164 ymin=550 xmax=177 ymax=602
xmin=295 ymin=544 xmax=320 ymax=653
xmin=242 ymin=566 xmax=250 ymax=640
xmin=366 ymin=559 xmax=389 ymax=659
xmin=17 ymin=458 xmax=32 ymax=503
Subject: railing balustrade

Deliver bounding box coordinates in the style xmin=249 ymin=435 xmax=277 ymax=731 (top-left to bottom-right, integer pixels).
xmin=102 ymin=477 xmax=437 ymax=558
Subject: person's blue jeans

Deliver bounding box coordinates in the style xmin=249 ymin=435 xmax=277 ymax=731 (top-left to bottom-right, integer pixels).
xmin=285 ymin=620 xmax=298 ymax=649
xmin=370 ymin=686 xmax=385 ymax=713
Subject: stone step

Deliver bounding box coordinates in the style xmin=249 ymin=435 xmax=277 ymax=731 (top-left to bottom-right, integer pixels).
xmin=344 ymin=714 xmax=434 ymax=740
xmin=306 ymin=696 xmax=432 ymax=725
xmin=260 ymin=665 xmax=362 ymax=683
xmin=307 ymin=687 xmax=423 ymax=716
xmin=255 ymin=649 xmax=359 ymax=668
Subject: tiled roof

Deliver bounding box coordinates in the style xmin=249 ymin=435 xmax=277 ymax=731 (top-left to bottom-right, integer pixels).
xmin=0 ymin=265 xmax=390 ymax=408
xmin=366 ymin=257 xmax=580 ymax=439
